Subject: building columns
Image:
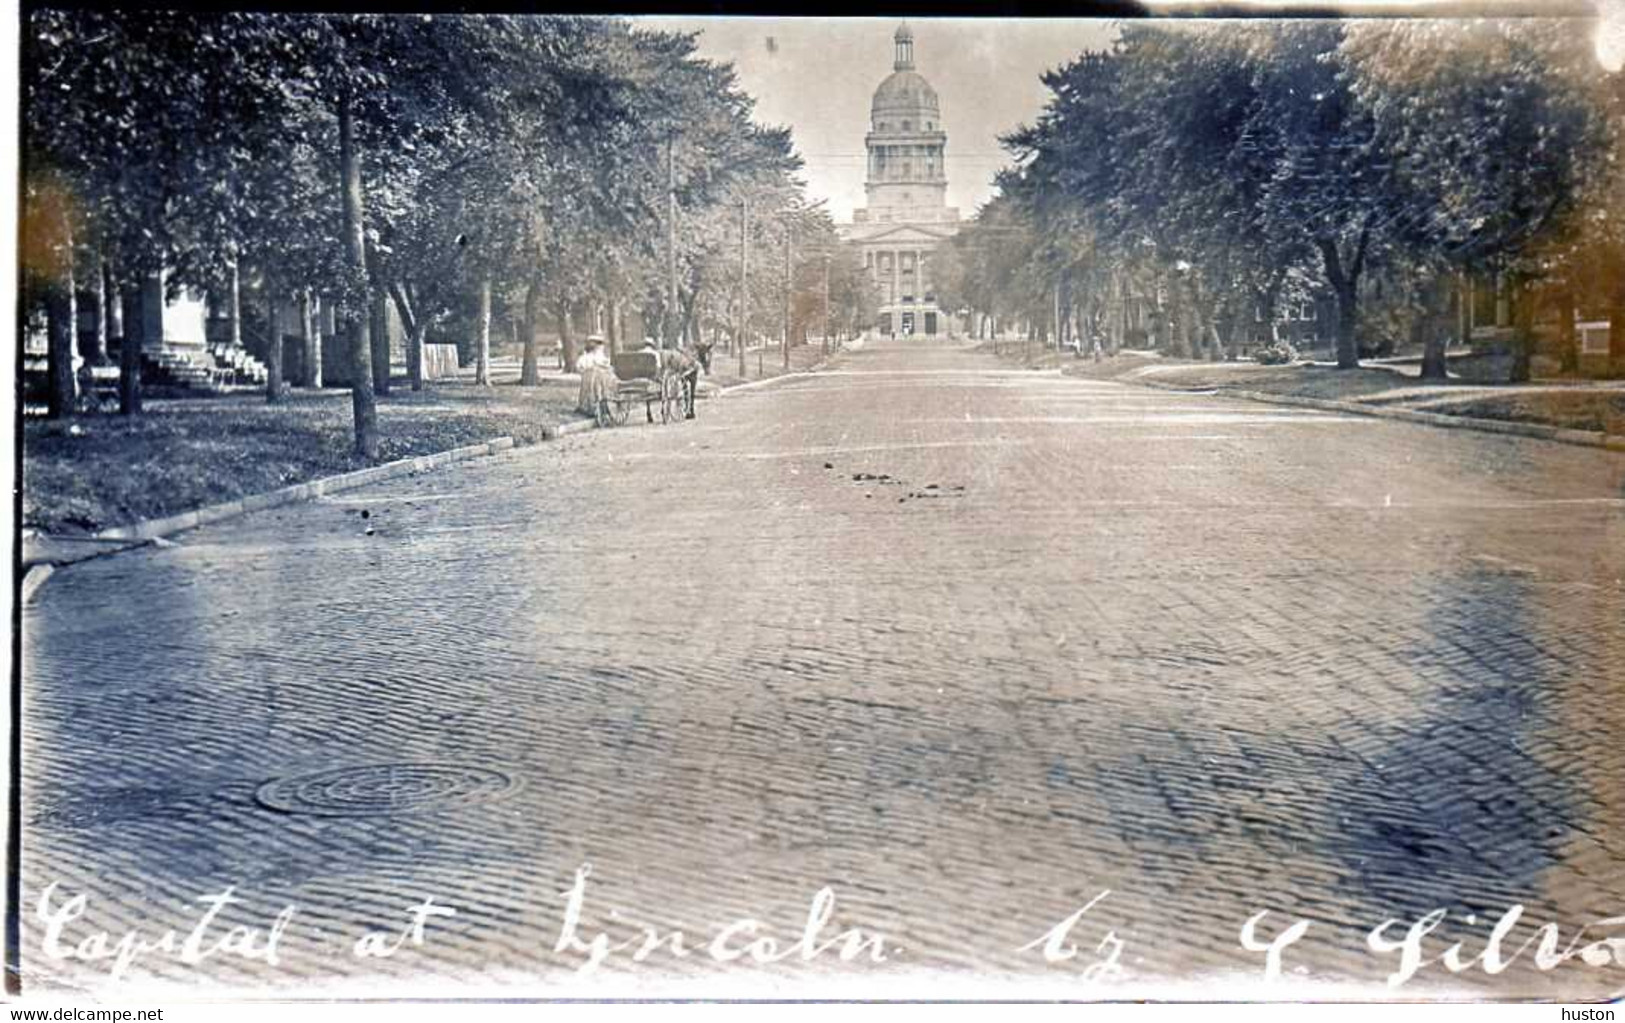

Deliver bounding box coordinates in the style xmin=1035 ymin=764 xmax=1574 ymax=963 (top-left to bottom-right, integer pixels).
xmin=892 ymin=251 xmax=901 ymax=324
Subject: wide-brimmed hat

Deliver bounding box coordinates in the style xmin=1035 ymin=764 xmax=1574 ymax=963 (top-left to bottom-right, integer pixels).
xmin=584 ymin=335 xmax=605 ymax=348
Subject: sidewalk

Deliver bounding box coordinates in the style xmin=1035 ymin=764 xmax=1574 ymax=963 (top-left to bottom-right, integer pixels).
xmin=983 ymin=344 xmax=1625 ymax=437
xmin=703 ymin=340 xmax=833 ymax=389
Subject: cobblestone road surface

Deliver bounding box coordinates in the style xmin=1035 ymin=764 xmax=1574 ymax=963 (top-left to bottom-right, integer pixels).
xmin=19 ymin=341 xmax=1625 ymax=999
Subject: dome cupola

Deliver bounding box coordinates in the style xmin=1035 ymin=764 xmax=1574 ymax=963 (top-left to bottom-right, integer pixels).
xmin=893 ymin=21 xmax=914 ymax=70
xmin=870 ymin=22 xmax=940 ymax=130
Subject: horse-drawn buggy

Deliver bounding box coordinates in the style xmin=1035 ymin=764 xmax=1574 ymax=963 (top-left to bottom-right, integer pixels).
xmin=591 ymin=348 xmax=702 ymax=428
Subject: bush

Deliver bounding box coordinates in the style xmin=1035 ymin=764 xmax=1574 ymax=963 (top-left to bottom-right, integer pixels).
xmin=1254 ymin=341 xmax=1299 ymax=365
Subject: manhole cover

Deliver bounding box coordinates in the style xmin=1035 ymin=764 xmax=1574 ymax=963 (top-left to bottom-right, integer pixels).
xmin=254 ymin=763 xmax=519 ymax=817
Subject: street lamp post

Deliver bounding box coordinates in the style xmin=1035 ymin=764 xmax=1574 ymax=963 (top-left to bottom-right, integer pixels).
xmin=783 ymin=224 xmax=793 ymax=373
xmin=823 ymin=254 xmax=831 ymax=357
xmin=666 ymin=132 xmax=680 ymax=351
xmin=770 ymin=199 xmax=828 ymax=373
xmin=738 ymin=196 xmax=749 ymax=379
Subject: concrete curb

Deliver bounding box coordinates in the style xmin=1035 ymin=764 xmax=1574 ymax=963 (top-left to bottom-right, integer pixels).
xmin=28 ymin=426 xmax=598 ymax=603
xmin=23 ymin=435 xmax=519 ymax=604
xmin=21 ymin=564 xmax=55 ymax=607
xmin=1134 ymin=379 xmax=1625 ymax=452
xmin=28 ymin=347 xmax=840 ymax=599
xmin=92 ymin=436 xmax=516 ymax=545
xmin=30 ymin=391 xmax=749 ymax=603
xmin=541 ymin=417 xmax=599 ymax=441
xmin=716 ymin=372 xmax=813 ymax=396
xmin=702 ymin=344 xmax=846 ymax=397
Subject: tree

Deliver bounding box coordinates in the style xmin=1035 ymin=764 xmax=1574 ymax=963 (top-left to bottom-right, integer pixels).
xmin=979 ymin=17 xmax=1617 ymax=380
xmin=21 ymin=174 xmax=79 ymax=417
xmin=1344 ymin=19 xmax=1609 ymax=381
xmin=21 ymin=11 xmax=834 ymax=444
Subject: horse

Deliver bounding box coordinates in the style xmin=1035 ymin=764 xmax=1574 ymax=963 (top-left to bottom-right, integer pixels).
xmin=657 ymin=346 xmax=701 ymax=420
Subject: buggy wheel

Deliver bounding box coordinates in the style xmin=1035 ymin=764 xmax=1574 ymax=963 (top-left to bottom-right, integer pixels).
xmin=608 ymin=397 xmax=630 ymax=426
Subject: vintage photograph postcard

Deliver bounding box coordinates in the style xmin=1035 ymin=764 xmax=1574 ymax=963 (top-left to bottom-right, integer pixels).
xmin=7 ymin=1 xmax=1625 ymax=1006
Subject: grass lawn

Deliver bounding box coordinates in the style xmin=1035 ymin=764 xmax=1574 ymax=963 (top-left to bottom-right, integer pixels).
xmin=23 ymin=379 xmax=587 ymax=534
xmin=1427 ymin=391 xmax=1625 ymax=435
xmin=1095 ymin=361 xmax=1428 ymax=400
xmin=1109 ymin=361 xmax=1625 ymax=431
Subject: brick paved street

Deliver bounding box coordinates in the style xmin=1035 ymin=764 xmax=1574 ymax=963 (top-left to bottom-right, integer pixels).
xmin=19 ymin=340 xmax=1625 ymax=998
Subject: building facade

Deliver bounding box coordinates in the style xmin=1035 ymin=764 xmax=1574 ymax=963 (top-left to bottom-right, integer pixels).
xmin=838 ymin=23 xmax=961 ymax=338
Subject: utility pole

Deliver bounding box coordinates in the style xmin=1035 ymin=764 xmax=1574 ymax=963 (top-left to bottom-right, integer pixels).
xmin=783 ymin=219 xmax=793 ymax=372
xmin=738 ymin=196 xmax=749 ymax=378
xmin=822 ymin=253 xmax=831 ymax=357
xmin=666 ymin=131 xmax=679 ymax=350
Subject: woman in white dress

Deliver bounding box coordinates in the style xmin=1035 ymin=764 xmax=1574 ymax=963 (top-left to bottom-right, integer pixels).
xmin=577 ymin=335 xmax=616 ymax=415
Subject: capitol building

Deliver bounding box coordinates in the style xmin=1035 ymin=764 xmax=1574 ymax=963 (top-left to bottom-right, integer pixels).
xmin=838 ymin=23 xmax=961 ymax=339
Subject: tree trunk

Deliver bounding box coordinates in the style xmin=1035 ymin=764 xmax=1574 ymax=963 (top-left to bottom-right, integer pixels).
xmin=1218 ymin=296 xmax=1241 ymax=361
xmin=476 ymin=277 xmax=492 ymax=386
xmin=1609 ymin=247 xmax=1625 ymax=375
xmin=265 ymin=278 xmax=285 ymax=402
xmin=365 ymin=238 xmax=390 ymax=397
xmin=1190 ymin=287 xmax=1217 ymax=361
xmin=88 ymin=252 xmax=109 ymax=366
xmin=1555 ymin=285 xmax=1578 ymax=376
xmin=339 ymin=88 xmax=379 ymax=459
xmin=1316 ymin=235 xmax=1365 ymax=370
xmin=229 ymin=258 xmax=242 ymax=352
xmin=408 ymin=321 xmax=425 ymax=391
xmin=678 ymin=289 xmax=698 ymax=349
xmin=1331 ymin=282 xmax=1359 ymax=369
xmin=1420 ymin=272 xmax=1453 ymax=381
xmin=386 ymin=282 xmax=424 ymax=392
xmin=1192 ymin=296 xmax=1210 ymax=361
xmin=520 ymin=277 xmax=541 ymax=386
xmin=370 ymin=285 xmax=391 ymax=396
xmin=1255 ymin=280 xmax=1280 ymax=356
xmin=608 ymin=298 xmax=621 ymax=356
xmin=102 ymin=259 xmax=121 ymax=356
xmin=1457 ymin=271 xmax=1472 ymax=350
xmin=1149 ymin=280 xmax=1167 ymax=353
xmin=303 ymin=291 xmax=323 ymax=389
xmin=119 ymin=275 xmax=153 ymax=416
xmin=44 ymin=246 xmax=77 ymax=420
xmin=1167 ymin=277 xmax=1191 ymax=359
xmin=1508 ymin=271 xmax=1536 ymax=384
xmin=559 ymin=304 xmax=577 ymax=374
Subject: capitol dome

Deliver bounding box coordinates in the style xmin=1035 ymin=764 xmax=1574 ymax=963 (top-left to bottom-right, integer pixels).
xmin=871 ymin=70 xmax=940 ymax=123
xmin=869 ymin=20 xmax=941 ymax=131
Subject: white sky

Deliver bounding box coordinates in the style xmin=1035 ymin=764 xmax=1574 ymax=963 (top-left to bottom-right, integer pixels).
xmin=638 ymin=17 xmax=1119 ymax=222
